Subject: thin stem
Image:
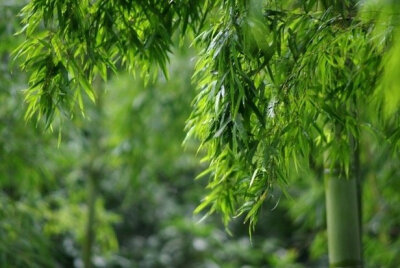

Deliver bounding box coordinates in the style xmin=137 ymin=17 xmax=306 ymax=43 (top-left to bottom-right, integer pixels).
xmin=83 ymin=173 xmax=97 ymax=268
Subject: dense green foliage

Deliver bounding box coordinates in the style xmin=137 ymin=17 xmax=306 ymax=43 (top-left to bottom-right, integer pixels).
xmin=2 ymin=7 xmax=307 ymax=264
xmin=187 ymin=0 xmax=383 ymax=228
xmin=16 ymin=0 xmax=208 ymax=124
xmin=2 ymin=0 xmax=400 ymax=267
xmin=15 ymin=0 xmax=400 ymax=229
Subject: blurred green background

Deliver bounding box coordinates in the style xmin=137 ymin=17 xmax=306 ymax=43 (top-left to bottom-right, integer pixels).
xmin=1 ymin=1 xmax=400 ymax=267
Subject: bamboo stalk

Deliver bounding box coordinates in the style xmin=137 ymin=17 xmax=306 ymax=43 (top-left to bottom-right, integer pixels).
xmin=325 ymin=176 xmax=362 ymax=267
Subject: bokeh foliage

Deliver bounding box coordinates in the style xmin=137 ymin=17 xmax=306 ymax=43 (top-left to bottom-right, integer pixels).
xmin=14 ymin=0 xmax=400 ymax=232
xmin=2 ymin=0 xmax=400 ymax=267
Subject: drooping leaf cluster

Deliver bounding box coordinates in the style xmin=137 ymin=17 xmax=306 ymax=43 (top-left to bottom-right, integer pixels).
xmin=15 ymin=0 xmax=211 ymax=126
xmin=359 ymin=0 xmax=400 ymax=153
xmin=15 ymin=0 xmax=400 ymax=232
xmin=186 ymin=0 xmax=385 ymax=228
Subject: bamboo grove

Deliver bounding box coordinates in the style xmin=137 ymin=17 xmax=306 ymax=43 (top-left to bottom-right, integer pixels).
xmin=14 ymin=0 xmax=400 ymax=266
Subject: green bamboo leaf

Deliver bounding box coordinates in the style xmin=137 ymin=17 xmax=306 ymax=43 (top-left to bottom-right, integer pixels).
xmin=249 ymin=168 xmax=258 ymax=188
xmin=79 ymin=78 xmax=96 ymax=103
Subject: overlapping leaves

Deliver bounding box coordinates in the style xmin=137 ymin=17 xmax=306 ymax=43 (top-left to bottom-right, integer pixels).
xmin=15 ymin=0 xmax=210 ymax=125
xmin=15 ymin=0 xmax=396 ymax=232
xmin=187 ymin=0 xmax=383 ymax=230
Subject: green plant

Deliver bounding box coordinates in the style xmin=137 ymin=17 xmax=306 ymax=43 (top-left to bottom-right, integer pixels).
xmin=13 ymin=0 xmax=400 ymax=266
